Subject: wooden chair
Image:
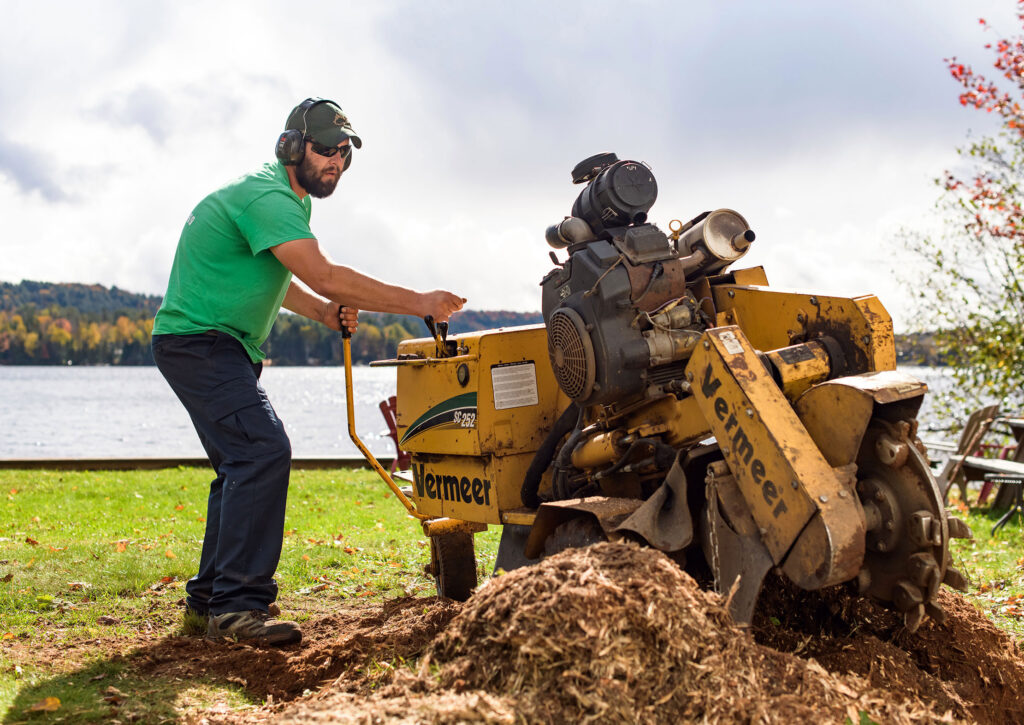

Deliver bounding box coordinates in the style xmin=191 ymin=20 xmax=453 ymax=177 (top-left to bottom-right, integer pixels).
xmin=378 ymin=395 xmax=411 ymax=473
xmin=936 ymin=403 xmax=1000 ymax=504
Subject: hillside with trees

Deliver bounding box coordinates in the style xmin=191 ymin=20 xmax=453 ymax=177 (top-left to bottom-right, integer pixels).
xmin=0 ymin=280 xmax=542 ymax=366
xmin=1 ymin=279 xmax=943 ymax=367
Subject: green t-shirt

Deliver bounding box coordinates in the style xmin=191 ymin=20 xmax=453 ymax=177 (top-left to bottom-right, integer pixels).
xmin=153 ymin=161 xmax=313 ymax=362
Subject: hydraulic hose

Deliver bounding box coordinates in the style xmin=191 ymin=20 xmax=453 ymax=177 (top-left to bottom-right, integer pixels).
xmin=520 ymin=402 xmax=579 ymax=509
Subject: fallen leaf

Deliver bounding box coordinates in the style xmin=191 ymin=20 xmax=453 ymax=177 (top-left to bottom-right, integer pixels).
xmin=160 ymin=575 xmax=175 ymax=584
xmin=96 ymin=615 xmax=120 ymax=626
xmin=103 ymin=685 xmax=127 ymax=705
xmin=302 ymin=554 xmax=311 ymax=561
xmin=47 ymin=546 xmax=65 ymax=552
xmin=31 ymin=516 xmax=40 ymax=523
xmin=8 ymin=489 xmax=16 ymax=495
xmin=343 ymin=547 xmax=355 ymax=555
xmin=67 ymin=582 xmax=91 ymax=591
xmin=27 ymin=696 xmax=60 ymax=712
xmin=298 ymin=583 xmax=330 ymax=594
xmin=24 ymin=538 xmax=38 ymax=547
xmin=115 ymin=541 xmax=127 ymax=553
xmin=1 ymin=573 xmax=12 ymax=582
xmin=164 ymin=550 xmax=176 ymax=559
xmin=2 ymin=632 xmax=15 ymax=640
xmin=174 ymin=504 xmax=184 ymax=510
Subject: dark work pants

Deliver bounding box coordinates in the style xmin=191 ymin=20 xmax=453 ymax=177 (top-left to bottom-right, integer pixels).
xmin=152 ymin=332 xmax=291 ymax=615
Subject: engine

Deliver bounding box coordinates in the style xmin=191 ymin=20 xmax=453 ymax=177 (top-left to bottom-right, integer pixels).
xmin=541 ymin=153 xmax=756 ymax=409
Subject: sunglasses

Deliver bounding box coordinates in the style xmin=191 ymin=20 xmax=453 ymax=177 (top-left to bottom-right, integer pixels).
xmin=308 ymin=139 xmax=353 ymax=159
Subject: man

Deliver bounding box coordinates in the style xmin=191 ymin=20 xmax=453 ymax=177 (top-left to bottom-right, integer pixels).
xmin=151 ymin=97 xmax=464 ymax=646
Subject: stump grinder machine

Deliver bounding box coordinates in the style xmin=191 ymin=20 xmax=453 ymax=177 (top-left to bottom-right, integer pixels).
xmin=343 ymin=152 xmax=972 ymax=631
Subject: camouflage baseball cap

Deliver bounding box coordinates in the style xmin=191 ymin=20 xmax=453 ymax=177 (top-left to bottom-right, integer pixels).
xmin=285 ymin=98 xmax=362 ymax=149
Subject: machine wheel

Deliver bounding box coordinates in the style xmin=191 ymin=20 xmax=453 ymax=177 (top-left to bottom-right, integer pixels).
xmin=429 ymin=532 xmax=477 ymax=601
xmin=542 ymin=516 xmax=606 ymax=558
xmin=855 ymin=418 xmax=971 ymax=631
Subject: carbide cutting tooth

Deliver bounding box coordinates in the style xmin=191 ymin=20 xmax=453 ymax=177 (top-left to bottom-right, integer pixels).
xmin=908 ymin=512 xmax=933 ymax=547
xmin=942 ymin=566 xmax=969 ymax=592
xmin=908 ymin=553 xmax=941 ymax=599
xmin=947 ymin=516 xmax=972 ymax=540
xmin=893 ymin=580 xmax=923 ymax=611
xmin=904 ymin=603 xmax=925 ymax=633
xmin=925 ymin=602 xmax=948 ymax=626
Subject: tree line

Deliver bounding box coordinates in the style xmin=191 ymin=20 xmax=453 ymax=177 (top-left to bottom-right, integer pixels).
xmin=0 ymin=281 xmax=542 ymax=366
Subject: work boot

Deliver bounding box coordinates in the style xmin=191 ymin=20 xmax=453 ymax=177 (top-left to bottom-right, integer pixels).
xmin=182 ymin=602 xmax=280 ymax=635
xmin=207 ymin=609 xmax=302 ymax=646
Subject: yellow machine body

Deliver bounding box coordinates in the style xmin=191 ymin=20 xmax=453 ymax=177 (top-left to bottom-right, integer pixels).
xmin=388 ymin=277 xmax=902 ymax=543
xmin=392 ymin=325 xmax=569 ymax=523
xmin=359 ymin=189 xmax=969 ymax=629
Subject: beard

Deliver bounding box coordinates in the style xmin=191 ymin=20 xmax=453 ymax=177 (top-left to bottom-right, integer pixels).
xmin=295 ymin=156 xmax=340 ymax=198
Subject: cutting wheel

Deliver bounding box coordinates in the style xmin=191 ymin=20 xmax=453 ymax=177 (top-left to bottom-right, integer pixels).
xmin=855 ymin=418 xmax=972 ymax=632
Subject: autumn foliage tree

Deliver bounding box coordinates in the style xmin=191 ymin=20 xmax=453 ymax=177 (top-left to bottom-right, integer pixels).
xmin=908 ymin=3 xmax=1024 ymax=415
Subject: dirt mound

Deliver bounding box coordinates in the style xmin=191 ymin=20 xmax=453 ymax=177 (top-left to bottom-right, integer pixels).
xmin=136 ymin=597 xmax=460 ymax=702
xmin=187 ymin=543 xmax=1024 ymax=723
xmin=754 ymin=574 xmax=1024 ymax=724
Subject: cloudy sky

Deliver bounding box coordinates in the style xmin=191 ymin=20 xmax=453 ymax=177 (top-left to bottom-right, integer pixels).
xmin=0 ymin=0 xmax=1018 ymax=330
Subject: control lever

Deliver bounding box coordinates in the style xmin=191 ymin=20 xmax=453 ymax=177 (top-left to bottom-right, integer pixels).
xmin=423 ymin=316 xmax=456 ymax=358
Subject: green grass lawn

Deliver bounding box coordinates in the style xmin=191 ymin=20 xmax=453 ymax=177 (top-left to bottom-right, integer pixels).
xmin=0 ymin=467 xmax=499 ymax=722
xmin=947 ymin=488 xmax=1024 ymax=637
xmin=0 ymin=466 xmax=1020 ymax=722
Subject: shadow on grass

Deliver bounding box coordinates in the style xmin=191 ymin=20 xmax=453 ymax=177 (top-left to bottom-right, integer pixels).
xmin=4 ymin=595 xmax=453 ymax=724
xmin=2 ymin=635 xmax=257 ymax=724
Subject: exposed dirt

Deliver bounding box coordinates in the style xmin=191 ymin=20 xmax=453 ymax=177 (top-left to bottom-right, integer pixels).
xmin=55 ymin=543 xmax=1024 ymax=723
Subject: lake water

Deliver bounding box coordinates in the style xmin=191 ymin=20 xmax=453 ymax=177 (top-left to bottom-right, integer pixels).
xmin=0 ymin=365 xmax=399 ymax=459
xmin=0 ymin=365 xmax=954 ymax=459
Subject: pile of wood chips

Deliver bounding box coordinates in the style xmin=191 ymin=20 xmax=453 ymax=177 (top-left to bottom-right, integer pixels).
xmin=266 ymin=542 xmax=996 ymax=724
xmin=425 ymin=542 xmax=953 ymax=724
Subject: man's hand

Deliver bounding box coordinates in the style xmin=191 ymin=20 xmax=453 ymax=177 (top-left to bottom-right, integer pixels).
xmin=321 ymin=301 xmax=359 ymax=334
xmin=420 ymin=290 xmax=466 ymax=322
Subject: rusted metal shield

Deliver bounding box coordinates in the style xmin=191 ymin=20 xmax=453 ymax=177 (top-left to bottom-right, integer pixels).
xmin=700 ymin=472 xmax=774 ymax=625
xmin=615 ymin=453 xmax=694 ymax=551
xmin=523 ymin=496 xmax=643 ymax=559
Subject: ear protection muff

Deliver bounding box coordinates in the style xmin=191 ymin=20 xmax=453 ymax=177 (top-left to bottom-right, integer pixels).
xmin=275 ymin=128 xmax=306 ymax=166
xmin=276 ymin=98 xmax=354 ymax=168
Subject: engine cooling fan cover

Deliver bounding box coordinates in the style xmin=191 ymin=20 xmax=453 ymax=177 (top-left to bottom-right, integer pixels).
xmin=547 ymin=307 xmax=596 ymax=402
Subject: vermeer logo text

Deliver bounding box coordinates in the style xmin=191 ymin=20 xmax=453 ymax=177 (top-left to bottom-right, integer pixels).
xmin=412 ymin=463 xmax=492 ymax=506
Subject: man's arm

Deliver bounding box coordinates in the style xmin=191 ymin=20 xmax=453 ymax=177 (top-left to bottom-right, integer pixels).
xmin=271 ymin=238 xmax=465 ymax=321
xmin=282 ymin=280 xmax=359 ymax=333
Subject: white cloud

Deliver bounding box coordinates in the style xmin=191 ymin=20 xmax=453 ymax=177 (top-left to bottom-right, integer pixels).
xmin=0 ymin=0 xmax=1018 ymax=331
